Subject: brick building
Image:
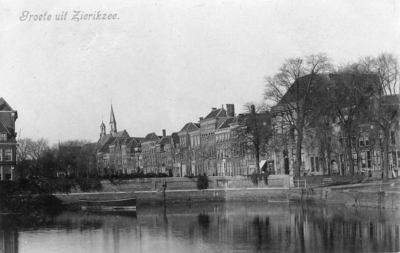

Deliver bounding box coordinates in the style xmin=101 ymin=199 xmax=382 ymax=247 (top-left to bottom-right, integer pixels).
xmin=0 ymin=98 xmax=18 ymax=180
xmin=270 ymin=73 xmax=400 ymax=177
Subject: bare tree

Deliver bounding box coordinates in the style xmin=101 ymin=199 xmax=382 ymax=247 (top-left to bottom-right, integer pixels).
xmin=197 ymin=135 xmax=216 ymax=176
xmin=264 ymin=53 xmax=334 ymax=177
xmin=30 ymin=138 xmax=50 ymax=161
xmin=231 ymin=103 xmax=272 ymax=175
xmin=327 ymin=64 xmax=376 ymax=175
xmin=358 ymin=53 xmax=400 ymax=181
xmin=17 ymin=138 xmax=50 ymax=177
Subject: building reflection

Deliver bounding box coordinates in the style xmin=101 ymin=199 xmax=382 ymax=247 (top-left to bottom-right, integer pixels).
xmin=0 ymin=203 xmax=399 ymax=253
xmin=0 ymin=228 xmax=18 ymax=253
xmin=0 ymin=215 xmax=18 ymax=253
xmin=136 ymin=203 xmax=400 ymax=253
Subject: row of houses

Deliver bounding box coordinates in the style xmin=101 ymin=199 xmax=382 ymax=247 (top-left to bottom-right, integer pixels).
xmin=88 ymin=76 xmax=399 ymax=178
xmin=270 ymin=73 xmax=400 ymax=177
xmin=88 ymin=104 xmax=274 ymax=177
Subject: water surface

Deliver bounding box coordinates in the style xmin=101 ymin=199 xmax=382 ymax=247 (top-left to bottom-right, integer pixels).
xmin=1 ymin=202 xmax=399 ymax=253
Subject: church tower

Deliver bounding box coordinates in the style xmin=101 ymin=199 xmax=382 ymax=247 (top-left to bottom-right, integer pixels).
xmin=110 ymin=105 xmax=117 ymax=135
xmin=100 ymin=120 xmax=106 ymax=138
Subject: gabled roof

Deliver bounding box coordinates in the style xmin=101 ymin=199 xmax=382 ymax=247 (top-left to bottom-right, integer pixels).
xmin=204 ymin=107 xmax=227 ymax=120
xmin=0 ymin=113 xmax=16 ymax=130
xmin=110 ymin=138 xmax=124 ymax=146
xmin=126 ymin=138 xmax=140 ymax=148
xmin=120 ymin=137 xmax=140 ymax=147
xmin=158 ymin=136 xmax=171 ymax=145
xmin=0 ymin=121 xmax=12 ymax=135
xmin=216 ymin=118 xmax=227 ymax=129
xmin=112 ymin=130 xmax=129 ymax=138
xmin=0 ymin=98 xmax=13 ymax=111
xmin=274 ymin=73 xmax=380 ymax=111
xmin=179 ymin=122 xmax=200 ymax=133
xmin=142 ymin=132 xmax=160 ymax=142
xmin=131 ymin=137 xmax=143 ymax=143
xmin=97 ymin=134 xmax=112 ymax=150
xmin=217 ymin=118 xmax=234 ymax=130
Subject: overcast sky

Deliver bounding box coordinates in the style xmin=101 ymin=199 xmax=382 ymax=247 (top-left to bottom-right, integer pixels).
xmin=1 ymin=0 xmax=399 ymax=145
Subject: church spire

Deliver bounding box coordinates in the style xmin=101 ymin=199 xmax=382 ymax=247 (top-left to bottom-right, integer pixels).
xmin=100 ymin=120 xmax=106 ymax=138
xmin=110 ymin=104 xmax=117 ymax=134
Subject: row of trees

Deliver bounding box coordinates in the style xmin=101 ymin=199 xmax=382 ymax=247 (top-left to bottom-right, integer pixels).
xmin=16 ymin=139 xmax=93 ymax=179
xmin=263 ymin=52 xmax=399 ymax=181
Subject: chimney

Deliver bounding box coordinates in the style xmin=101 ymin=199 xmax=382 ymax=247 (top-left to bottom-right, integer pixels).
xmin=251 ymin=104 xmax=256 ymax=115
xmin=162 ymin=129 xmax=166 ymax=137
xmin=226 ymin=104 xmax=231 ymax=117
xmin=230 ymin=104 xmax=235 ymax=117
xmin=199 ymin=117 xmax=203 ymax=121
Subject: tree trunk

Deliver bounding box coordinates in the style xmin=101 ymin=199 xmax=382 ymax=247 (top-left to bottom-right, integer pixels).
xmin=327 ymin=149 xmax=332 ymax=175
xmin=346 ymin=131 xmax=354 ymax=175
xmin=382 ymin=127 xmax=390 ymax=182
xmin=295 ymin=127 xmax=303 ymax=177
xmin=255 ymin=146 xmax=261 ymax=174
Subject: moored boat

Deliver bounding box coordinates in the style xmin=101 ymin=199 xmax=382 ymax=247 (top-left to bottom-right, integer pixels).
xmin=79 ymin=197 xmax=137 ymax=211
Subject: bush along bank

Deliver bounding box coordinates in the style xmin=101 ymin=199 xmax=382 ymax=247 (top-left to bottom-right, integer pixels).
xmin=0 ymin=178 xmax=104 ymax=224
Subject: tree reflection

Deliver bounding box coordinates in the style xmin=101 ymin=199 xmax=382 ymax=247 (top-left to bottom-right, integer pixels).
xmin=198 ymin=212 xmax=210 ymax=229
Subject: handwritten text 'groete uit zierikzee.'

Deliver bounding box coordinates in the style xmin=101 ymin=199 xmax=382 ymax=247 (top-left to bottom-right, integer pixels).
xmin=19 ymin=11 xmax=119 ymax=22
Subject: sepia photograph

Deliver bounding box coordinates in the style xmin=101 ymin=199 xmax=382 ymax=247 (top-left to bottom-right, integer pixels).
xmin=1 ymin=0 xmax=399 ymax=252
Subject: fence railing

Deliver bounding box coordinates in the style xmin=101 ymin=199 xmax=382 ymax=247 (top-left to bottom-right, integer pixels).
xmin=293 ymin=180 xmax=307 ymax=188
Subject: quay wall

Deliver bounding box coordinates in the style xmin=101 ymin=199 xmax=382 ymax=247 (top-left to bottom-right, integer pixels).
xmin=91 ymin=175 xmax=290 ymax=192
xmin=288 ymin=187 xmax=400 ymax=209
xmin=54 ymin=176 xmax=400 ymax=209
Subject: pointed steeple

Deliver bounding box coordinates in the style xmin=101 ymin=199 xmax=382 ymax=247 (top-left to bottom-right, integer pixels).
xmin=110 ymin=105 xmax=117 ymax=134
xmin=100 ymin=120 xmax=106 ymax=138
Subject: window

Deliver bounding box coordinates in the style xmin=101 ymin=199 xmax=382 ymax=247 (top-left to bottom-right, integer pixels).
xmin=310 ymin=157 xmax=315 ymax=172
xmin=339 ymin=154 xmax=345 ymax=173
xmin=4 ymin=149 xmax=12 ymax=161
xmin=374 ymin=151 xmax=381 ymax=167
xmin=367 ymin=151 xmax=371 ymax=168
xmin=390 ymin=131 xmax=396 ymax=145
xmin=352 ymin=136 xmax=356 ymax=147
xmin=0 ymin=133 xmax=6 ymax=141
xmin=392 ymin=151 xmax=397 ymax=167
xmin=338 ymin=132 xmax=343 ymax=147
xmin=352 ymin=152 xmax=358 ymax=171
xmin=361 ymin=152 xmax=366 ymax=168
xmin=359 ymin=133 xmax=364 ymax=147
xmin=397 ymin=151 xmax=400 ymax=168
xmin=0 ymin=149 xmax=2 ymax=161
xmin=315 ymin=157 xmax=320 ymax=172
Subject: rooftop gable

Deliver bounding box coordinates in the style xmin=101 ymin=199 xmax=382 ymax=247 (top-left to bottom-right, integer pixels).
xmin=142 ymin=132 xmax=160 ymax=143
xmin=179 ymin=122 xmax=200 ymax=133
xmin=0 ymin=98 xmax=13 ymax=111
xmin=217 ymin=118 xmax=234 ymax=130
xmin=204 ymin=107 xmax=227 ymax=120
xmin=112 ymin=130 xmax=130 ymax=138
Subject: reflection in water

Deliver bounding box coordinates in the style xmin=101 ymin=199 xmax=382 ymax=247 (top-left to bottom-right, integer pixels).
xmin=0 ymin=203 xmax=399 ymax=253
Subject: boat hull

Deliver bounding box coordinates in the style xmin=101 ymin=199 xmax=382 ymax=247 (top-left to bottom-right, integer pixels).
xmin=79 ymin=197 xmax=136 ymax=211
